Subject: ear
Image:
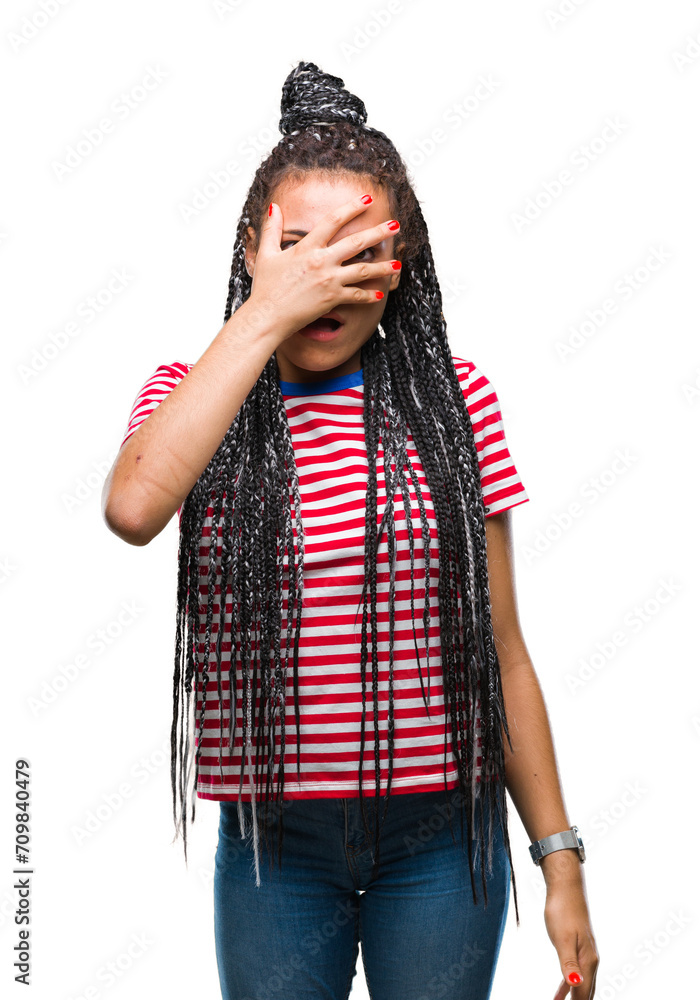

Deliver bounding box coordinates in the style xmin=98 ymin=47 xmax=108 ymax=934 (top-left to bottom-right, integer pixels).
xmin=244 ymin=225 xmax=258 ymax=278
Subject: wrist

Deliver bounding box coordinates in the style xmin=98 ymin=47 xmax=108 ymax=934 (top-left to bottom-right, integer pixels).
xmin=227 ymin=296 xmax=289 ymax=349
xmin=540 ymin=847 xmax=584 ymax=885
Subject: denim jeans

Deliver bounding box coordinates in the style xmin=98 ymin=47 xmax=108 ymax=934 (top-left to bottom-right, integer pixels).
xmin=213 ymin=786 xmax=511 ymax=1000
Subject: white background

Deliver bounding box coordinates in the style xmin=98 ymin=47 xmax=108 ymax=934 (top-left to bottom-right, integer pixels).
xmin=2 ymin=1 xmax=699 ymax=998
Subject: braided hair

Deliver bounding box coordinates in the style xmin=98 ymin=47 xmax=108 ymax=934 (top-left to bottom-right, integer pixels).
xmin=171 ymin=60 xmax=521 ymax=926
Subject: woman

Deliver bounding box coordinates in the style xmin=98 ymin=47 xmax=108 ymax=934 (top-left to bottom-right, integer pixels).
xmin=103 ymin=61 xmax=599 ymax=1000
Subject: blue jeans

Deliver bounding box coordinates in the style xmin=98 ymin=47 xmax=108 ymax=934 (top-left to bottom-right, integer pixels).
xmin=214 ymin=787 xmax=510 ymax=1000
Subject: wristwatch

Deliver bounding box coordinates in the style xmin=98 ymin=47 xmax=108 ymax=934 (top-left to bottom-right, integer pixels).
xmin=529 ymin=825 xmax=586 ymax=865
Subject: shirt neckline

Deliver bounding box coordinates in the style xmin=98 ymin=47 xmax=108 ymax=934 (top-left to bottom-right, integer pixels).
xmin=279 ymin=368 xmax=364 ymax=396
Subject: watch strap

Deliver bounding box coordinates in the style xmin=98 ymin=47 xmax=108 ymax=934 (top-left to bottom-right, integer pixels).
xmin=529 ymin=826 xmax=585 ymax=864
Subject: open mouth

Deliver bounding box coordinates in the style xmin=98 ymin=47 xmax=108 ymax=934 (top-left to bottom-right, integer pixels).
xmin=304 ymin=318 xmax=343 ymax=332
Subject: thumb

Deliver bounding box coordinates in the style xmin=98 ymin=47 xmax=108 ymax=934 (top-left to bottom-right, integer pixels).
xmin=260 ymin=200 xmax=282 ymax=253
xmin=562 ymin=962 xmax=583 ymax=988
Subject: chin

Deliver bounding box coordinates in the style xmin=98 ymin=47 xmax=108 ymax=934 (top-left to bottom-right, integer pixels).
xmin=277 ymin=343 xmax=359 ymax=381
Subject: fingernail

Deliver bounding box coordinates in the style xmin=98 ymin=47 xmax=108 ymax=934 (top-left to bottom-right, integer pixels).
xmin=268 ymin=203 xmax=273 ymax=216
xmin=568 ymin=972 xmax=581 ymax=985
xmin=361 ymin=194 xmax=373 ymax=204
xmin=391 ymin=260 xmax=402 ymax=270
xmin=375 ymin=291 xmax=384 ymax=299
xmin=387 ymin=220 xmax=400 ymax=231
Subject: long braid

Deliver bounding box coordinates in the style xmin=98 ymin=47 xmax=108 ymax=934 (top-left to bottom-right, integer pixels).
xmin=169 ymin=60 xmax=521 ymax=926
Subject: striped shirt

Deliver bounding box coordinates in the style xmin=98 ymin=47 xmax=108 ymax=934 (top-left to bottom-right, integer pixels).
xmin=120 ymin=356 xmax=529 ymax=801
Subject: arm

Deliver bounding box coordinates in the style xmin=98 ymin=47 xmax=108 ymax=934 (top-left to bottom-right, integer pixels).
xmin=102 ymin=297 xmax=284 ymax=547
xmin=484 ymin=509 xmax=599 ymax=997
xmin=484 ymin=509 xmax=580 ymax=883
xmin=102 ymin=191 xmax=399 ymax=548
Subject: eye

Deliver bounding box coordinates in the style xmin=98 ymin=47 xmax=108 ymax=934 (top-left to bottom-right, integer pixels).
xmin=280 ymin=240 xmax=375 ymax=264
xmin=341 ymin=247 xmax=376 ymax=266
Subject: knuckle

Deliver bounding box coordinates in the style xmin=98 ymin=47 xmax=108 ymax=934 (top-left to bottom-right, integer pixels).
xmin=352 ymin=287 xmax=365 ymax=302
xmin=348 ymin=231 xmax=364 ymax=251
xmin=308 ymin=249 xmax=324 ymax=270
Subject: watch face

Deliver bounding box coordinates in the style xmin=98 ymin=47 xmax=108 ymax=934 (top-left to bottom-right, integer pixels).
xmin=572 ymin=825 xmax=586 ymax=862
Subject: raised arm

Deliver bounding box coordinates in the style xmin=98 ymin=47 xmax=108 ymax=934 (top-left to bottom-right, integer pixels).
xmin=101 ymin=300 xmax=284 ymax=546
xmin=101 ymin=191 xmax=400 ymax=546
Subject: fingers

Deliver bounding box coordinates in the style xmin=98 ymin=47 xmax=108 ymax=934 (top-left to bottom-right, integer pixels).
xmin=561 ymin=933 xmax=599 ymax=998
xmin=335 ymin=284 xmax=386 ymax=307
xmin=262 ymin=195 xmax=400 ymax=269
xmin=339 ymin=256 xmax=402 ymax=287
xmin=552 ymin=978 xmax=571 ymax=1000
xmin=556 ymin=957 xmax=597 ymax=1000
xmin=256 ymin=195 xmax=400 ymax=314
xmin=302 ymin=192 xmax=401 ymax=263
xmin=332 ymin=256 xmax=401 ymax=306
xmin=304 ymin=191 xmax=379 ymax=250
xmin=328 ymin=217 xmax=401 ymax=267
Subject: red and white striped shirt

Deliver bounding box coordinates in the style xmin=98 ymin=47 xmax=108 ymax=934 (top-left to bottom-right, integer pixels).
xmin=120 ymin=356 xmax=529 ymax=801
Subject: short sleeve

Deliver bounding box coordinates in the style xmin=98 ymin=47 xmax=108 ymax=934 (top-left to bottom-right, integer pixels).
xmin=452 ymin=356 xmax=530 ymax=518
xmin=119 ymin=362 xmax=191 ymax=450
xmin=119 ymin=361 xmax=192 ymax=526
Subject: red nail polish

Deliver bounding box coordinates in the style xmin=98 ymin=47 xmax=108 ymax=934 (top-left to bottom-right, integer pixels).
xmin=268 ymin=203 xmax=273 ymax=216
xmin=361 ymin=194 xmax=372 ymax=204
xmin=391 ymin=260 xmax=402 ymax=270
xmin=375 ymin=291 xmax=384 ymax=299
xmin=387 ymin=220 xmax=400 ymax=231
xmin=568 ymin=972 xmax=581 ymax=985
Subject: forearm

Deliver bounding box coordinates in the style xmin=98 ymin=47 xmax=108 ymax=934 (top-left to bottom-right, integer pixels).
xmin=499 ymin=655 xmax=584 ymax=886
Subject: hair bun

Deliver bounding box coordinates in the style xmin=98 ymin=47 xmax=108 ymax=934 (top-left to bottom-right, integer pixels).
xmin=279 ymin=61 xmax=368 ymax=135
